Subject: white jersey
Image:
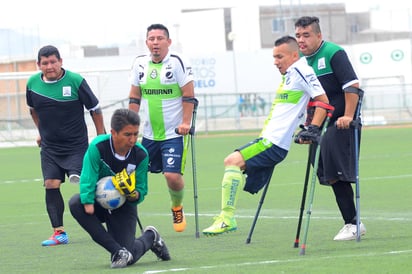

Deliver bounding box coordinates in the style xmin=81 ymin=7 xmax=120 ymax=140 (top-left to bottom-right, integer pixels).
xmin=260 ymin=57 xmax=325 ymax=150
xmin=129 ymin=51 xmax=194 ymax=140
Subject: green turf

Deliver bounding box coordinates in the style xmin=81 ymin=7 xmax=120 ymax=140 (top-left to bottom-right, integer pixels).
xmin=0 ymin=126 xmax=411 ymax=273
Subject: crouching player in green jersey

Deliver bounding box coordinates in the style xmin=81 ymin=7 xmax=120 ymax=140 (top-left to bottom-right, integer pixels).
xmin=69 ymin=109 xmax=170 ymax=268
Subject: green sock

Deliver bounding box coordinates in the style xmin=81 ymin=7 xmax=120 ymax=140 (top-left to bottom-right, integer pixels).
xmin=169 ymin=188 xmax=184 ymax=208
xmin=221 ymin=166 xmax=244 ymax=218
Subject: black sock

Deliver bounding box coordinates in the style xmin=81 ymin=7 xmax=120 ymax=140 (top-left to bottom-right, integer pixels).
xmin=332 ymin=181 xmax=356 ymax=224
xmin=45 ymin=188 xmax=65 ymax=228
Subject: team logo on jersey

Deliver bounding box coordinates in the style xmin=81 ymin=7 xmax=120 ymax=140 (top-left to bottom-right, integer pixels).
xmin=165 ymin=71 xmax=173 ymax=79
xmin=167 ymin=157 xmax=175 ymax=166
xmin=317 ymin=57 xmax=326 ymax=70
xmin=62 ymin=86 xmax=72 ymax=96
xmin=150 ymin=69 xmax=158 ymax=79
xmin=139 ymin=71 xmax=144 ymax=80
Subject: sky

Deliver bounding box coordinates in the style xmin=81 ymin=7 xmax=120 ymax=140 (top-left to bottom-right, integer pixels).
xmin=1 ymin=0 xmax=412 ymax=48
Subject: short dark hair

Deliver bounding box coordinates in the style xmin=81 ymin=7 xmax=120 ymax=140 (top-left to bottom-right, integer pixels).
xmin=146 ymin=23 xmax=170 ymax=38
xmin=294 ymin=16 xmax=321 ymax=33
xmin=37 ymin=45 xmax=61 ymax=63
xmin=274 ymin=35 xmax=298 ymax=47
xmin=111 ymin=109 xmax=140 ymax=132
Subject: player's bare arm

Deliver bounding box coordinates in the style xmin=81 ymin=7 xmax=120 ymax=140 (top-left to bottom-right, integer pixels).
xmin=178 ymin=81 xmax=195 ymax=135
xmin=128 ymin=85 xmax=142 ymax=113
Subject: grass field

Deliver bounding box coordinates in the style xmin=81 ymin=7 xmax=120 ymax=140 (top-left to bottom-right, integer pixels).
xmin=0 ymin=126 xmax=411 ymax=274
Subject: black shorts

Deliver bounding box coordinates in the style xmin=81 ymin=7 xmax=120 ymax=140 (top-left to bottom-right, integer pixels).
xmin=40 ymin=148 xmax=85 ymax=183
xmin=313 ymin=125 xmax=361 ymax=184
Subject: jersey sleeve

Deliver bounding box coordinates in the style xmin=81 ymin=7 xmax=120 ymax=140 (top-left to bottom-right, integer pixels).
xmin=330 ymin=50 xmax=359 ymax=89
xmin=79 ymin=141 xmax=102 ymax=204
xmin=78 ymin=78 xmax=100 ymax=110
xmin=129 ymin=56 xmax=145 ymax=87
xmin=172 ymin=54 xmax=194 ymax=87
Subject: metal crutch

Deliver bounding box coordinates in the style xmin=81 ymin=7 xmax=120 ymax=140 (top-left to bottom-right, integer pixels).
xmin=350 ymin=88 xmax=364 ymax=242
xmin=189 ymin=98 xmax=200 ymax=238
xmin=299 ymin=104 xmax=335 ymax=255
xmin=293 ymin=145 xmax=313 ymax=248
xmin=245 ymin=169 xmax=274 ymax=244
xmin=176 ymin=98 xmax=199 ymax=238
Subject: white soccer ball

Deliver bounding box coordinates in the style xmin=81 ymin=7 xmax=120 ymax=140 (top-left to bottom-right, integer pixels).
xmin=95 ymin=176 xmax=126 ymax=210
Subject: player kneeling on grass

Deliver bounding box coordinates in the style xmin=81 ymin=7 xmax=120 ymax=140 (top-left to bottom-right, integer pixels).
xmin=69 ymin=109 xmax=170 ymax=268
xmin=203 ymin=36 xmax=330 ymax=236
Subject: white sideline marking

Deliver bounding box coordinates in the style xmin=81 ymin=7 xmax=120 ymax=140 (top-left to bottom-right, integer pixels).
xmin=143 ymin=249 xmax=412 ymax=273
xmin=1 ymin=173 xmax=412 ymax=185
xmin=165 ymin=213 xmax=412 ymax=222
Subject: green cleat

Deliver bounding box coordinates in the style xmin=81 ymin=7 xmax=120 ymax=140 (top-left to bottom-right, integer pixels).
xmin=203 ymin=215 xmax=237 ymax=236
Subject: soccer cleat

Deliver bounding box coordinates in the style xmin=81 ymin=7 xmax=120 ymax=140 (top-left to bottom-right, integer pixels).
xmin=111 ymin=247 xmax=133 ymax=268
xmin=41 ymin=230 xmax=69 ymax=246
xmin=144 ymin=226 xmax=171 ymax=261
xmin=68 ymin=174 xmax=80 ymax=184
xmin=202 ymin=215 xmax=237 ymax=236
xmin=333 ymin=222 xmax=367 ymax=241
xmin=171 ymin=206 xmax=186 ymax=232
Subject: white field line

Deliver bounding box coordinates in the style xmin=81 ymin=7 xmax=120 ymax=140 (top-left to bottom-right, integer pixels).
xmin=143 ymin=249 xmax=412 ymax=273
xmin=0 ymin=212 xmax=410 ymax=229
xmin=1 ymin=173 xmax=412 ymax=185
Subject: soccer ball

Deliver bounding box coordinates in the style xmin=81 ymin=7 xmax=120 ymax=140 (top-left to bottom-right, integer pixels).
xmin=95 ymin=176 xmax=126 ymax=210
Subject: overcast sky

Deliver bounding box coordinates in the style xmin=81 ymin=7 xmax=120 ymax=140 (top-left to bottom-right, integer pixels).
xmin=1 ymin=0 xmax=411 ymax=47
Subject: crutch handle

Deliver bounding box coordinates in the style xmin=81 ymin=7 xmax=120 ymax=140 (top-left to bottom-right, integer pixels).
xmin=175 ymin=127 xmax=195 ymax=135
xmin=333 ymin=119 xmax=362 ymax=129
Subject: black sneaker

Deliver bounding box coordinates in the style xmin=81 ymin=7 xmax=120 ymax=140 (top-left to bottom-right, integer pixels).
xmin=144 ymin=226 xmax=171 ymax=261
xmin=111 ymin=247 xmax=133 ymax=268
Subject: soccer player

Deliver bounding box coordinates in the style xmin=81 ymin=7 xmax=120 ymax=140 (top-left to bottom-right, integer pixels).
xmin=69 ymin=109 xmax=170 ymax=268
xmin=203 ymin=36 xmax=330 ymax=235
xmin=128 ymin=23 xmax=195 ymax=232
xmin=294 ymin=16 xmax=366 ymax=240
xmin=26 ymin=45 xmax=106 ymax=246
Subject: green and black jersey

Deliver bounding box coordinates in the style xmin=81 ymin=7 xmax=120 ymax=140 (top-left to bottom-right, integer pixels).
xmin=79 ymin=134 xmax=149 ymax=206
xmin=304 ymin=41 xmax=359 ymax=124
xmin=26 ymin=69 xmax=100 ymax=155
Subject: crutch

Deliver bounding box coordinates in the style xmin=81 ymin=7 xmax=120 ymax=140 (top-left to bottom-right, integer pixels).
xmin=293 ymin=101 xmax=323 ymax=248
xmin=176 ymin=97 xmax=200 ymax=238
xmin=299 ymin=103 xmax=334 ymax=256
xmin=348 ymin=88 xmax=364 ymax=242
xmin=245 ymin=169 xmax=274 ymax=244
xmin=293 ymin=144 xmax=313 ymax=248
xmin=189 ymin=98 xmax=200 ymax=238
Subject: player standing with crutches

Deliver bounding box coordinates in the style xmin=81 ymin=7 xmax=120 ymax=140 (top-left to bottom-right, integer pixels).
xmin=128 ymin=24 xmax=195 ymax=233
xmin=295 ymin=16 xmax=366 ymax=242
xmin=202 ymin=36 xmax=329 ymax=239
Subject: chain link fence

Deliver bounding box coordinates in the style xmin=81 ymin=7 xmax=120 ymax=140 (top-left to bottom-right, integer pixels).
xmin=1 ymin=70 xmax=411 ymax=147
